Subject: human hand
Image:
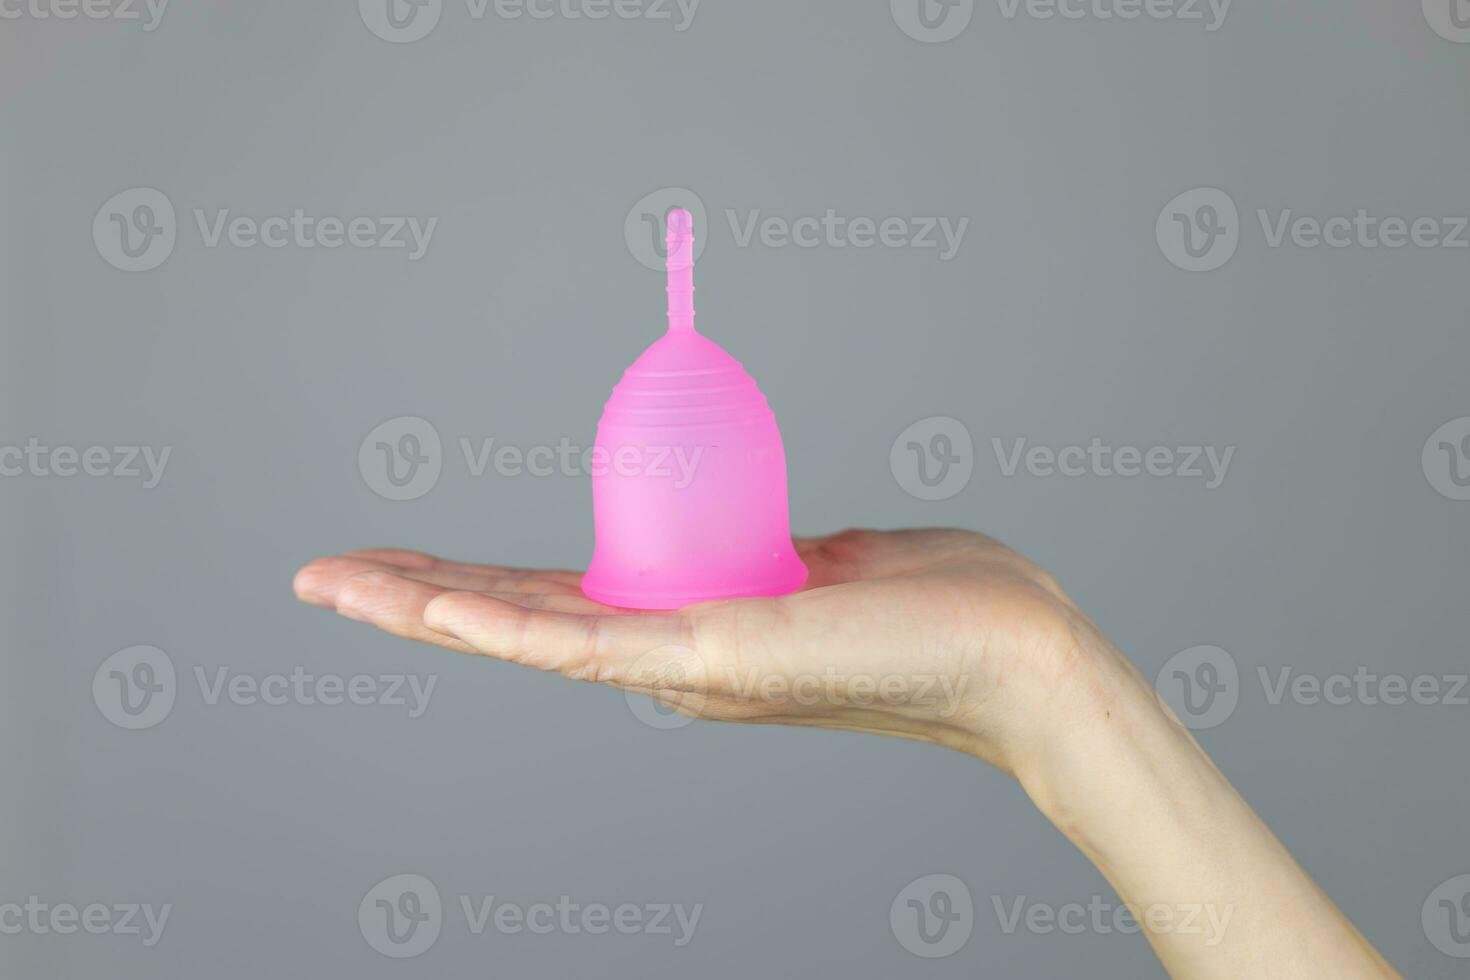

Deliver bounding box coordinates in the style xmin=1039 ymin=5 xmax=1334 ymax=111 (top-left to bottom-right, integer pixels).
xmin=293 ymin=527 xmax=1399 ymax=978
xmin=293 ymin=527 xmax=1113 ymax=773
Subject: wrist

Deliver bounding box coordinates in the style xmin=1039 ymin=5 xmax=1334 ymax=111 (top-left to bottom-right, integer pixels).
xmin=1007 ymin=629 xmax=1204 ymax=839
xmin=995 ymin=631 xmax=1399 ymax=979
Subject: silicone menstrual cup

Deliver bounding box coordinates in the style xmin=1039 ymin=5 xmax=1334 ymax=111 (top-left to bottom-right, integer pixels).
xmin=582 ymin=209 xmax=808 ymax=609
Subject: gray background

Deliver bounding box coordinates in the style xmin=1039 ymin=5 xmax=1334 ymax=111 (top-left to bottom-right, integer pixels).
xmin=3 ymin=0 xmax=1468 ymax=976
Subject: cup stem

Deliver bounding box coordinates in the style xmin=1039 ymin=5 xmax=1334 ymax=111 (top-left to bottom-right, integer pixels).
xmin=665 ymin=208 xmax=696 ymax=333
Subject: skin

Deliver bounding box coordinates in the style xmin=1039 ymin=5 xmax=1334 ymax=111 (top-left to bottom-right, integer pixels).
xmin=295 ymin=527 xmax=1400 ymax=978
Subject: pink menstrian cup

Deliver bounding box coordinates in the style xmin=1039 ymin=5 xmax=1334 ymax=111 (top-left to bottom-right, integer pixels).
xmin=581 ymin=208 xmax=808 ymax=609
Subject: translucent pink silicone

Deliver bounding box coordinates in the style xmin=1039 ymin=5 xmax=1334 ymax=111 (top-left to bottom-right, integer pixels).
xmin=582 ymin=208 xmax=808 ymax=609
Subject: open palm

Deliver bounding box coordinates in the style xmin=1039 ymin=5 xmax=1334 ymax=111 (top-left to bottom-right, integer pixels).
xmin=294 ymin=528 xmax=1090 ymax=768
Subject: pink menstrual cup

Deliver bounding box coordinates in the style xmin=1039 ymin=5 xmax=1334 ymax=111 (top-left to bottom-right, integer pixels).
xmin=582 ymin=208 xmax=807 ymax=609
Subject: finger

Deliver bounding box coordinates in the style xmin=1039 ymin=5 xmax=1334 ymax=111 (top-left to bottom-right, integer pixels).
xmin=336 ymin=573 xmax=700 ymax=692
xmin=421 ymin=591 xmax=693 ymax=682
xmin=469 ymin=590 xmax=680 ymax=617
xmin=295 ymin=556 xmax=405 ymax=607
xmin=791 ymin=534 xmax=830 ymax=554
xmin=295 ymin=556 xmax=582 ymax=607
xmin=340 ymin=548 xmax=438 ymax=570
xmin=389 ymin=565 xmax=586 ymax=597
xmin=344 ymin=548 xmax=582 ymax=586
xmin=790 ymin=533 xmax=862 ymax=588
xmin=468 ymin=591 xmax=641 ymax=615
xmin=333 ymin=571 xmax=477 ymax=654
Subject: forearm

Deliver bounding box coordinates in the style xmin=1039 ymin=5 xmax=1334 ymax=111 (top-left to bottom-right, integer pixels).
xmin=1010 ymin=637 xmax=1398 ymax=979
